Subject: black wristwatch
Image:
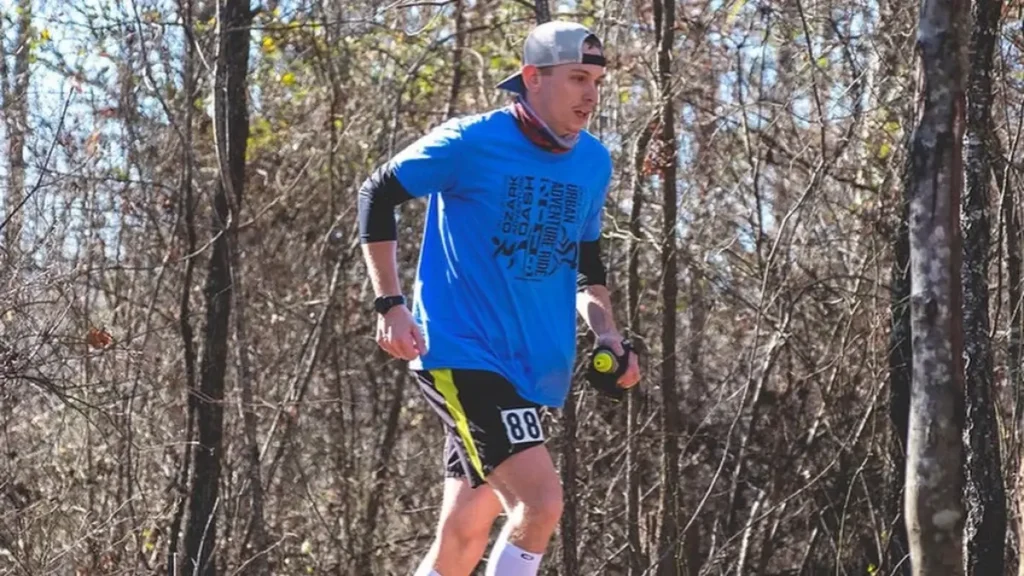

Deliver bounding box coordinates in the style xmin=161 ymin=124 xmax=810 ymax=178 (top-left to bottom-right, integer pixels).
xmin=374 ymin=294 xmax=406 ymax=315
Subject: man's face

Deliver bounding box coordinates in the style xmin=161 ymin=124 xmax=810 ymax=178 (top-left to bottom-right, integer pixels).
xmin=524 ymin=43 xmax=606 ymax=136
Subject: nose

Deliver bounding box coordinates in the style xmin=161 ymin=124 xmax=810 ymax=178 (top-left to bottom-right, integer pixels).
xmin=584 ymin=82 xmax=598 ymax=103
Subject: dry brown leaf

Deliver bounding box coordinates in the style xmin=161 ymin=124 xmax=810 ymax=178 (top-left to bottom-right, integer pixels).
xmin=86 ymin=327 xmax=113 ymax=349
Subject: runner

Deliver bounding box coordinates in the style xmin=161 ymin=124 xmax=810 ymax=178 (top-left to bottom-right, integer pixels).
xmin=357 ymin=20 xmax=641 ymax=576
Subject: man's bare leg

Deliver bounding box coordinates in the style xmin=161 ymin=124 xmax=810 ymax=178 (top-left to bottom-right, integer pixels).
xmin=484 ymin=444 xmax=564 ymax=575
xmin=414 ymin=477 xmax=504 ymax=576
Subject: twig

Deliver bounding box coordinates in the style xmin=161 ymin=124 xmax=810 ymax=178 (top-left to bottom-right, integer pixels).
xmin=0 ymin=86 xmax=74 ymax=236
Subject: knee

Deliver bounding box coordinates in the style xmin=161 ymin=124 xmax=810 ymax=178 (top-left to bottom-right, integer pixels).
xmin=438 ymin=506 xmax=493 ymax=549
xmin=518 ymin=485 xmax=564 ymax=531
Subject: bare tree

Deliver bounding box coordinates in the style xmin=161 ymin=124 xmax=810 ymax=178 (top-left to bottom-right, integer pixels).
xmin=888 ymin=126 xmax=913 ymax=576
xmin=533 ymin=0 xmax=551 ymax=25
xmin=653 ymin=0 xmax=680 ymax=571
xmin=903 ymin=0 xmax=969 ymax=572
xmin=962 ymin=0 xmax=1006 ymax=570
xmin=168 ymin=1 xmax=200 ymax=573
xmin=0 ymin=0 xmax=31 ymax=260
xmin=184 ymin=1 xmax=254 ymax=574
xmin=626 ymin=118 xmax=654 ymax=576
xmin=883 ymin=4 xmax=918 ymax=573
xmin=445 ymin=0 xmax=466 ymax=119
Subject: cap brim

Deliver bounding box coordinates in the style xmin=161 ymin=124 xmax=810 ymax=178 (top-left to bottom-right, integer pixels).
xmin=496 ymin=72 xmax=526 ymax=95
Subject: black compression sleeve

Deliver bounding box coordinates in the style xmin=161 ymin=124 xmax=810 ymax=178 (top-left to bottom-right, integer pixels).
xmin=358 ymin=163 xmax=415 ymax=243
xmin=577 ymin=239 xmax=607 ymax=289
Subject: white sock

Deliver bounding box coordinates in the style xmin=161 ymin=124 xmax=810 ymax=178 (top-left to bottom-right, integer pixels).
xmin=485 ymin=532 xmax=543 ymax=576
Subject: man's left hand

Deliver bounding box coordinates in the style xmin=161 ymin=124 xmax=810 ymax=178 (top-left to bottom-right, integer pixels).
xmin=596 ymin=332 xmax=641 ymax=389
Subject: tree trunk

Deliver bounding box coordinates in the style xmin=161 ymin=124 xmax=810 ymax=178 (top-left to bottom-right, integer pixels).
xmin=533 ymin=0 xmax=551 ymax=24
xmin=626 ymin=117 xmax=655 ymax=576
xmin=185 ymin=2 xmax=253 ymax=575
xmin=887 ymin=133 xmax=913 ymax=576
xmin=654 ymin=0 xmax=679 ymax=570
xmin=168 ymin=1 xmax=200 ymax=572
xmin=1000 ymin=138 xmax=1024 ymax=576
xmin=354 ymin=374 xmax=405 ymax=575
xmin=445 ymin=0 xmax=465 ymax=119
xmin=232 ymin=215 xmax=268 ymax=576
xmin=559 ymin=382 xmax=580 ymax=575
xmin=962 ymin=0 xmax=1006 ymax=571
xmin=882 ymin=2 xmax=916 ymax=573
xmin=986 ymin=112 xmax=1024 ymax=576
xmin=1001 ymin=162 xmax=1024 ymax=422
xmin=1 ymin=0 xmax=31 ymax=259
xmin=903 ymin=0 xmax=969 ymax=572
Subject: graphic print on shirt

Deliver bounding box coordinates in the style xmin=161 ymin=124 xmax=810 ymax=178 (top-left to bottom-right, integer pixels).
xmin=492 ymin=175 xmax=582 ymax=280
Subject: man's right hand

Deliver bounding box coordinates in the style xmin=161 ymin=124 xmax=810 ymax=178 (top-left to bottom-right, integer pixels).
xmin=376 ymin=305 xmax=427 ymax=360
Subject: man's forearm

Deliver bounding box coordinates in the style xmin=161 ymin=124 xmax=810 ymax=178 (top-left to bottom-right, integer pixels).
xmin=357 ymin=159 xmax=415 ymax=299
xmin=576 ymin=284 xmax=619 ymax=337
xmin=362 ymin=241 xmax=403 ymax=297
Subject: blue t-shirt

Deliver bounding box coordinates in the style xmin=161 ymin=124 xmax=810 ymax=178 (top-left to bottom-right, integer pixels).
xmin=392 ymin=108 xmax=613 ymax=408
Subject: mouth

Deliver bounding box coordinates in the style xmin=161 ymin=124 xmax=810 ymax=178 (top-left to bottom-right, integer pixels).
xmin=574 ymin=110 xmax=591 ymax=122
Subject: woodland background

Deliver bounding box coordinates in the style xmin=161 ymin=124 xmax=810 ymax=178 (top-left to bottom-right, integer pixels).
xmin=0 ymin=0 xmax=1015 ymax=574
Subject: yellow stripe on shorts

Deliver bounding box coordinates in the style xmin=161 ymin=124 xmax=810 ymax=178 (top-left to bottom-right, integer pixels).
xmin=430 ymin=369 xmax=486 ymax=480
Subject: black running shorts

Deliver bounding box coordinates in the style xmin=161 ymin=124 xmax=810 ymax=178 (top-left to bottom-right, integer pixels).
xmin=414 ymin=369 xmax=547 ymax=488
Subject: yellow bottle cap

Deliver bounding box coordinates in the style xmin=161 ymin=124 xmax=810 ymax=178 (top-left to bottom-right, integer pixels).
xmin=593 ymin=350 xmax=616 ymax=373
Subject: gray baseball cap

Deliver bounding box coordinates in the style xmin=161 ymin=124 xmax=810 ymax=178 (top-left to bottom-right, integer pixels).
xmin=496 ymin=21 xmax=606 ymax=95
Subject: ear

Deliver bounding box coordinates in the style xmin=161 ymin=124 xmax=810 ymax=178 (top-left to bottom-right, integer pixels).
xmin=521 ymin=65 xmax=543 ymax=92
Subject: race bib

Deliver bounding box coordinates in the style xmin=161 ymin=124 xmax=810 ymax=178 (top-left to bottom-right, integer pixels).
xmin=501 ymin=407 xmax=544 ymax=444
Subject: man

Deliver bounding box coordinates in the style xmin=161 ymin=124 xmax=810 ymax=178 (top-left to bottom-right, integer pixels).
xmin=356 ymin=20 xmax=640 ymax=576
